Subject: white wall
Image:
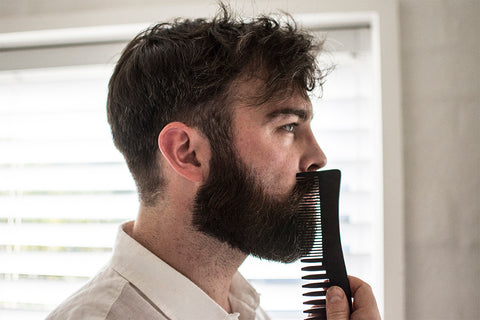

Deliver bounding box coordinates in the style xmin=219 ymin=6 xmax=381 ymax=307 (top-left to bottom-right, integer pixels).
xmin=1 ymin=0 xmax=478 ymax=319
xmin=399 ymin=0 xmax=480 ymax=319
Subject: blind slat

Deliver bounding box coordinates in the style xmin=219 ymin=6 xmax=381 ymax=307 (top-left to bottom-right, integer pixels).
xmin=0 ymin=141 xmax=123 ymax=164
xmin=0 ymin=251 xmax=110 ymax=277
xmin=0 ymin=223 xmax=117 ymax=248
xmin=0 ymin=194 xmax=137 ymax=220
xmin=0 ymin=164 xmax=135 ymax=192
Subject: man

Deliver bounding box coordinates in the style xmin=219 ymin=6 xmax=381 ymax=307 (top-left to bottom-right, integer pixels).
xmin=47 ymin=7 xmax=380 ymax=320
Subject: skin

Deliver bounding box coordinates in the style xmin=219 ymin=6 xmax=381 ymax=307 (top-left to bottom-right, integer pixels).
xmin=131 ymin=80 xmax=380 ymax=318
xmin=232 ymin=93 xmax=326 ymax=199
xmin=326 ymin=276 xmax=382 ymax=320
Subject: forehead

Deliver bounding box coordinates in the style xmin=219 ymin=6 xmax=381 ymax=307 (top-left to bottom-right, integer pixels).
xmin=229 ymin=76 xmax=313 ymax=118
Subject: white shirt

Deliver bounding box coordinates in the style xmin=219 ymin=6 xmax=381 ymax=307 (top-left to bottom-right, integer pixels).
xmin=46 ymin=221 xmax=270 ymax=320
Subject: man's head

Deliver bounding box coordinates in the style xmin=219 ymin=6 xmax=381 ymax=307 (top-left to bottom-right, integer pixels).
xmin=107 ymin=6 xmax=325 ymax=206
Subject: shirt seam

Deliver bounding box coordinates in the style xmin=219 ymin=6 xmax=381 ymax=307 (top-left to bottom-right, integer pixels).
xmin=102 ymin=272 xmax=132 ymax=319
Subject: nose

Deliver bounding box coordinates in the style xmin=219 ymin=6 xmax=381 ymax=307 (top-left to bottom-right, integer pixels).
xmin=299 ymin=131 xmax=327 ymax=172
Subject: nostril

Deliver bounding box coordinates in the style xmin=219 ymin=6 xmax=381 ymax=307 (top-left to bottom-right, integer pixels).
xmin=299 ymin=153 xmax=327 ymax=172
xmin=307 ymin=153 xmax=326 ymax=172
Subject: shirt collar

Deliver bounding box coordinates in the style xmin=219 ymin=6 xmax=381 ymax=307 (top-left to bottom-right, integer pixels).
xmin=110 ymin=221 xmax=260 ymax=320
xmin=229 ymin=273 xmax=261 ymax=320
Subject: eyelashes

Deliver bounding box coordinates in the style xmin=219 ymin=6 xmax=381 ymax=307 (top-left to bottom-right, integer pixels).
xmin=281 ymin=123 xmax=298 ymax=133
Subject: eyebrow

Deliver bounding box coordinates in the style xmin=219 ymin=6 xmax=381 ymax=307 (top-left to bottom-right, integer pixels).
xmin=265 ymin=108 xmax=312 ymax=122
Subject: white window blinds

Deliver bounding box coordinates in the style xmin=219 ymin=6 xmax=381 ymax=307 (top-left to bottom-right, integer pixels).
xmin=0 ymin=26 xmax=382 ymax=320
xmin=0 ymin=65 xmax=137 ymax=319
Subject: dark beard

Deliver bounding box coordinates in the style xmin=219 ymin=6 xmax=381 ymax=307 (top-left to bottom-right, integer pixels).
xmin=192 ymin=145 xmax=314 ymax=263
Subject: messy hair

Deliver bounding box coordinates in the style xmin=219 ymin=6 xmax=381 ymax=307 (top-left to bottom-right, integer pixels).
xmin=107 ymin=5 xmax=325 ymax=206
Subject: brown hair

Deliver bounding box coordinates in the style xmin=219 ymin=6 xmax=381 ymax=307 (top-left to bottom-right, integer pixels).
xmin=107 ymin=6 xmax=325 ymax=206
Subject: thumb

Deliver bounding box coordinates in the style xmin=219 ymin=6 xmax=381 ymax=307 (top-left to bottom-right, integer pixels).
xmin=326 ymin=286 xmax=350 ymax=320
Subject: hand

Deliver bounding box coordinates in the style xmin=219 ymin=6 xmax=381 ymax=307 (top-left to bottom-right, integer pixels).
xmin=326 ymin=276 xmax=381 ymax=320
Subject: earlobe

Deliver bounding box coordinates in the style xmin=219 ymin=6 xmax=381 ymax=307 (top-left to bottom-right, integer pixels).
xmin=158 ymin=122 xmax=210 ymax=183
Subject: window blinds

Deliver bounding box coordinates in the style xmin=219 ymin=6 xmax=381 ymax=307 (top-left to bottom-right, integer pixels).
xmin=0 ymin=27 xmax=381 ymax=320
xmin=0 ymin=66 xmax=137 ymax=319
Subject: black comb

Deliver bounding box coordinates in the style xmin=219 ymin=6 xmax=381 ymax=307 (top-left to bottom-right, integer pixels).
xmin=297 ymin=169 xmax=352 ymax=320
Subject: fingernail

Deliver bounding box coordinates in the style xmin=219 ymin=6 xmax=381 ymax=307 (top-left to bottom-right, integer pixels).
xmin=327 ymin=286 xmax=343 ymax=303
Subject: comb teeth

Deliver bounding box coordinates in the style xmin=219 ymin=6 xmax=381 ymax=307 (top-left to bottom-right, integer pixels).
xmin=297 ymin=170 xmax=352 ymax=320
xmin=301 ymin=255 xmax=329 ymax=318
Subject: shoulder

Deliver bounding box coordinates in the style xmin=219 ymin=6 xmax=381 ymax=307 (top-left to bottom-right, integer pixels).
xmin=45 ymin=266 xmax=127 ymax=320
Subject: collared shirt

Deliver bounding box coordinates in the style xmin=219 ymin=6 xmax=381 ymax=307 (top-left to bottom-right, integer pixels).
xmin=46 ymin=221 xmax=270 ymax=320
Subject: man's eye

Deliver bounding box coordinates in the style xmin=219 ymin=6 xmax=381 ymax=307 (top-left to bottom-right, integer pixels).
xmin=282 ymin=123 xmax=297 ymax=133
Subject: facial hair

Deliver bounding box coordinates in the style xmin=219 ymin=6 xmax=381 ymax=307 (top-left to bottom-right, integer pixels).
xmin=192 ymin=144 xmax=314 ymax=263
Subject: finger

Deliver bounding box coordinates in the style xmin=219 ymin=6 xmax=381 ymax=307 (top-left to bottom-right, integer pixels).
xmin=348 ymin=276 xmax=381 ymax=320
xmin=326 ymin=286 xmax=350 ymax=320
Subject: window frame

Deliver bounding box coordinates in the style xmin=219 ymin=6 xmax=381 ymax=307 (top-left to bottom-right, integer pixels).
xmin=0 ymin=2 xmax=404 ymax=319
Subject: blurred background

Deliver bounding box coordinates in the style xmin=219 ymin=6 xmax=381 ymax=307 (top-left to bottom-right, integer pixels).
xmin=0 ymin=1 xmax=478 ymax=320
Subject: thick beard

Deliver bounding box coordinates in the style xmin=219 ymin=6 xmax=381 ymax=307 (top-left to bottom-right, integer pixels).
xmin=192 ymin=145 xmax=314 ymax=263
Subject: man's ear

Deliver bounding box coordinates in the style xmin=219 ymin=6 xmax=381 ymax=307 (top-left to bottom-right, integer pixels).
xmin=158 ymin=122 xmax=210 ymax=183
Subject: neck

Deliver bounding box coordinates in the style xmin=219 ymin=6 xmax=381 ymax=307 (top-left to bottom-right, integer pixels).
xmin=131 ymin=204 xmax=247 ymax=313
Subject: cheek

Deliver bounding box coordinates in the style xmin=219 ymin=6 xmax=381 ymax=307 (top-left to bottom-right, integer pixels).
xmin=254 ymin=153 xmax=299 ymax=197
xmin=233 ymin=129 xmax=299 ymax=195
